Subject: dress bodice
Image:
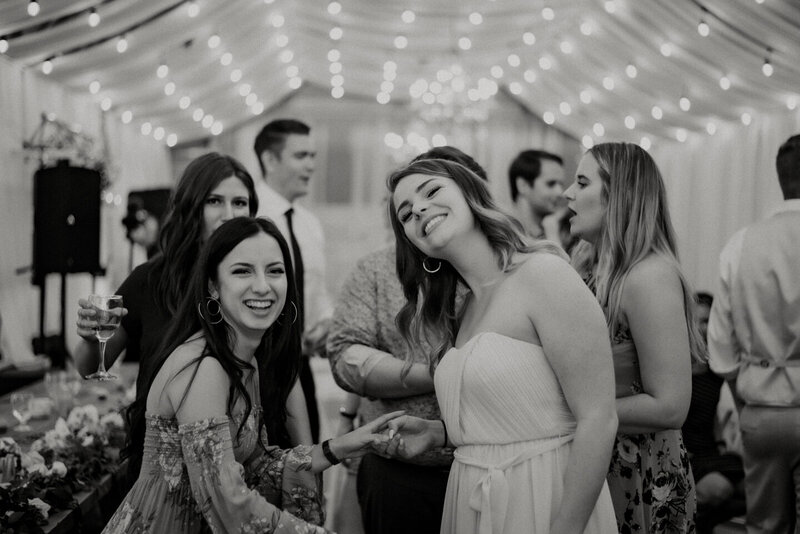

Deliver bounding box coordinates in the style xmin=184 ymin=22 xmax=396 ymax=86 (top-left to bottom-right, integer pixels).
xmin=611 ymin=327 xmax=643 ymax=399
xmin=434 ymin=332 xmax=577 ymax=446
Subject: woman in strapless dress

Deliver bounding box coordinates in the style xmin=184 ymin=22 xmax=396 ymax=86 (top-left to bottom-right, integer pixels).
xmin=381 ymin=158 xmax=619 ymax=534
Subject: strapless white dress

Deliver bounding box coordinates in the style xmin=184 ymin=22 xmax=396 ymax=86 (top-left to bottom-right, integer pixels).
xmin=434 ymin=332 xmax=617 ymax=534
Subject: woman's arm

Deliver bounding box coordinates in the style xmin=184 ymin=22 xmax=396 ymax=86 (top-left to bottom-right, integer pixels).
xmin=525 ymin=255 xmax=618 ymax=534
xmin=327 ymin=251 xmax=435 ymax=398
xmin=73 ymin=297 xmax=128 ymax=377
xmin=168 ymin=356 xmax=330 ymax=533
xmin=285 ymin=380 xmax=313 ymax=445
xmin=616 ymin=258 xmax=692 ymax=433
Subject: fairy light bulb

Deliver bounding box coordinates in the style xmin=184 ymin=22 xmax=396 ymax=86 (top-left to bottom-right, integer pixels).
xmin=762 ymin=59 xmax=773 ymax=77
xmin=28 ymin=0 xmax=40 ymax=17
xmin=116 ymin=36 xmax=128 ymax=53
xmin=327 ymin=2 xmax=342 ymax=15
xmin=41 ymin=59 xmax=53 ymax=74
xmin=697 ymin=21 xmax=710 ymax=37
xmin=88 ymin=8 xmax=100 ymax=27
xmin=651 ymin=105 xmax=663 ymax=120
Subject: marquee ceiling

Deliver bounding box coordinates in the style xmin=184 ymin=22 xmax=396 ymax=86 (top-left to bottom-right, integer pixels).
xmin=1 ymin=0 xmax=799 ymax=148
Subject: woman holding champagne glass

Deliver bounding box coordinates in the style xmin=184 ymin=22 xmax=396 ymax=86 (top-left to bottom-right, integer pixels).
xmin=75 ymin=153 xmax=313 ymax=477
xmin=75 ymin=153 xmax=257 ymax=387
xmin=83 ymin=294 xmax=124 ymax=380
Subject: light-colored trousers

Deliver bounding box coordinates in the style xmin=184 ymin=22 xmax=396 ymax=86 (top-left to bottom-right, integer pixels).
xmin=740 ymin=405 xmax=800 ymax=534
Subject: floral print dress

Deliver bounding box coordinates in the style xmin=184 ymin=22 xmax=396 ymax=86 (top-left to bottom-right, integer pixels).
xmin=607 ymin=327 xmax=697 ymax=534
xmin=102 ymin=407 xmax=330 ymax=534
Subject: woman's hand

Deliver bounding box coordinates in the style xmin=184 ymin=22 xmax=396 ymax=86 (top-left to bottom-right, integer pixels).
xmin=380 ymin=416 xmax=445 ymax=459
xmin=329 ymin=410 xmax=404 ymax=460
xmin=76 ymin=298 xmax=128 ymax=342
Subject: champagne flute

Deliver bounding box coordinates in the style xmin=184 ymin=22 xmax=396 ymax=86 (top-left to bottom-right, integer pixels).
xmin=85 ymin=294 xmax=123 ymax=381
xmin=10 ymin=392 xmax=34 ymax=431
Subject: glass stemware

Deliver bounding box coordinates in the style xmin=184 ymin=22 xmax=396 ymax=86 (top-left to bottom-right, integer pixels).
xmin=10 ymin=392 xmax=34 ymax=431
xmin=84 ymin=294 xmax=123 ymax=381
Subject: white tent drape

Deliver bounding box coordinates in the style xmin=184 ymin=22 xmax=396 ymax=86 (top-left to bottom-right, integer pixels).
xmin=653 ymin=108 xmax=800 ymax=293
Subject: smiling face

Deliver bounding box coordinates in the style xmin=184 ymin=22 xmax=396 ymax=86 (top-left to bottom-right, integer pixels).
xmin=203 ymin=176 xmax=251 ymax=240
xmin=392 ymin=173 xmax=473 ymax=257
xmin=518 ymin=159 xmax=565 ymax=217
xmin=563 ymin=153 xmax=607 ymax=245
xmin=266 ymin=134 xmax=316 ymax=202
xmin=210 ymin=232 xmax=288 ymax=343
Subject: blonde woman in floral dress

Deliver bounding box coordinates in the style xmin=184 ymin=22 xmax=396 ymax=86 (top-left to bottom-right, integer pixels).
xmin=565 ymin=143 xmax=702 ymax=533
xmin=103 ymin=218 xmax=399 ymax=534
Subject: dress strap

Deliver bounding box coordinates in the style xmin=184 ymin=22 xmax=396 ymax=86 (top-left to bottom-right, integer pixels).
xmin=454 ymin=434 xmax=574 ymax=534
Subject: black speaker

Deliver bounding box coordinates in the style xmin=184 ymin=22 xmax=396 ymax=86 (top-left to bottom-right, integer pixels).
xmin=33 ymin=162 xmax=102 ymax=285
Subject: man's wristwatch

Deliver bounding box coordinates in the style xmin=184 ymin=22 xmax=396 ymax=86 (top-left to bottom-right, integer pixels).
xmin=338 ymin=407 xmax=357 ymax=419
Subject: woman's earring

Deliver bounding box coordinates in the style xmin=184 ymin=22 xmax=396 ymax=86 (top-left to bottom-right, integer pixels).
xmin=197 ymin=296 xmax=224 ymax=325
xmin=423 ymin=257 xmax=441 ymax=274
xmin=278 ymin=301 xmax=298 ymax=326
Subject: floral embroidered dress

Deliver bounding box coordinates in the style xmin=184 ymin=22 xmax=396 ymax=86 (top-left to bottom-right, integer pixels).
xmin=607 ymin=327 xmax=697 ymax=533
xmin=102 ymin=407 xmax=330 ymax=534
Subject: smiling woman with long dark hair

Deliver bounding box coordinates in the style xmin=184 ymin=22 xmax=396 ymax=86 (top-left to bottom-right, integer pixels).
xmin=103 ymin=217 xmax=401 ymax=534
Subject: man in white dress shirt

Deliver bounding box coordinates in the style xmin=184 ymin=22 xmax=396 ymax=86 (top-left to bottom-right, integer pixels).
xmin=708 ymin=133 xmax=800 ymax=534
xmin=253 ymin=119 xmax=334 ymax=445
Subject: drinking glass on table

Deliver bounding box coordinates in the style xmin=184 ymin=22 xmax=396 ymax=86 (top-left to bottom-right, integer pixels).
xmin=10 ymin=392 xmax=34 ymax=431
xmin=85 ymin=295 xmax=123 ymax=381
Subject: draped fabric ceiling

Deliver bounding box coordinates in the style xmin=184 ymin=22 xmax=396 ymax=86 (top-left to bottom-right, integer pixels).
xmin=1 ymin=0 xmax=798 ymax=149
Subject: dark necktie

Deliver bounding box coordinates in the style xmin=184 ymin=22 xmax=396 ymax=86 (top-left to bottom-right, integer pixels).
xmin=284 ymin=208 xmax=305 ymax=330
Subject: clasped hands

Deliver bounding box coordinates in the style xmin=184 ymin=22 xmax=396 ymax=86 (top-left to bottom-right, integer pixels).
xmin=350 ymin=414 xmax=445 ymax=460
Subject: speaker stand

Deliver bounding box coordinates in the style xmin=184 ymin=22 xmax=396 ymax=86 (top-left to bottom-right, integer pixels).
xmin=32 ymin=273 xmax=71 ymax=369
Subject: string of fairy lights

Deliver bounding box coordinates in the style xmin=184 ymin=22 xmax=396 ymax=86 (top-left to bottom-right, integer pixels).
xmin=1 ymin=0 xmax=797 ymax=153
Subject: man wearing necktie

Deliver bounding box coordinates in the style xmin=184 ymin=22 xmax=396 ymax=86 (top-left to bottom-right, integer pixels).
xmin=253 ymin=119 xmax=334 ymax=446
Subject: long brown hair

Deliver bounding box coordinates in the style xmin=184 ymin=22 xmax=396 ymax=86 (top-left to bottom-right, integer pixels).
xmin=571 ymin=142 xmax=706 ymax=361
xmin=387 ymin=158 xmax=565 ymax=372
xmin=151 ymin=153 xmax=258 ymax=316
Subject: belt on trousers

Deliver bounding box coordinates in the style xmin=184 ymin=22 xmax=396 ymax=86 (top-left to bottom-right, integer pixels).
xmin=741 ymin=353 xmax=800 ymax=368
xmin=454 ymin=434 xmax=574 ymax=534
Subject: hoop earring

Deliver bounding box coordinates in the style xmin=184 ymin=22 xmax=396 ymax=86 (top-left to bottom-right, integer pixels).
xmin=197 ymin=297 xmax=224 ymax=325
xmin=422 ymin=257 xmax=441 ymax=274
xmin=278 ymin=301 xmax=298 ymax=326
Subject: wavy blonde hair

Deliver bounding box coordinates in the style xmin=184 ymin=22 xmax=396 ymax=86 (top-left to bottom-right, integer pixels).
xmin=571 ymin=142 xmax=706 ymax=361
xmin=387 ymin=158 xmax=565 ymax=373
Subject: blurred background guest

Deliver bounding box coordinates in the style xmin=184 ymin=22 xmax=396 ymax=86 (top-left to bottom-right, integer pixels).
xmin=708 ymin=134 xmax=800 ymax=534
xmin=507 ymin=149 xmax=565 ymax=240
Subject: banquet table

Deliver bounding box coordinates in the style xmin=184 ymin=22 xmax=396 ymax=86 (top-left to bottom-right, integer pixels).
xmin=0 ymin=363 xmax=138 ymax=533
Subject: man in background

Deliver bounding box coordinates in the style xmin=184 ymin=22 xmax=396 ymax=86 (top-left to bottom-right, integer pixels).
xmin=507 ymin=149 xmax=565 ymax=240
xmin=254 ymin=118 xmax=333 ymax=445
xmin=708 ymin=134 xmax=800 ymax=534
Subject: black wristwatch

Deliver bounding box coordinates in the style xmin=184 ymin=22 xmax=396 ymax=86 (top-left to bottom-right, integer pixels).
xmin=338 ymin=407 xmax=357 ymax=419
